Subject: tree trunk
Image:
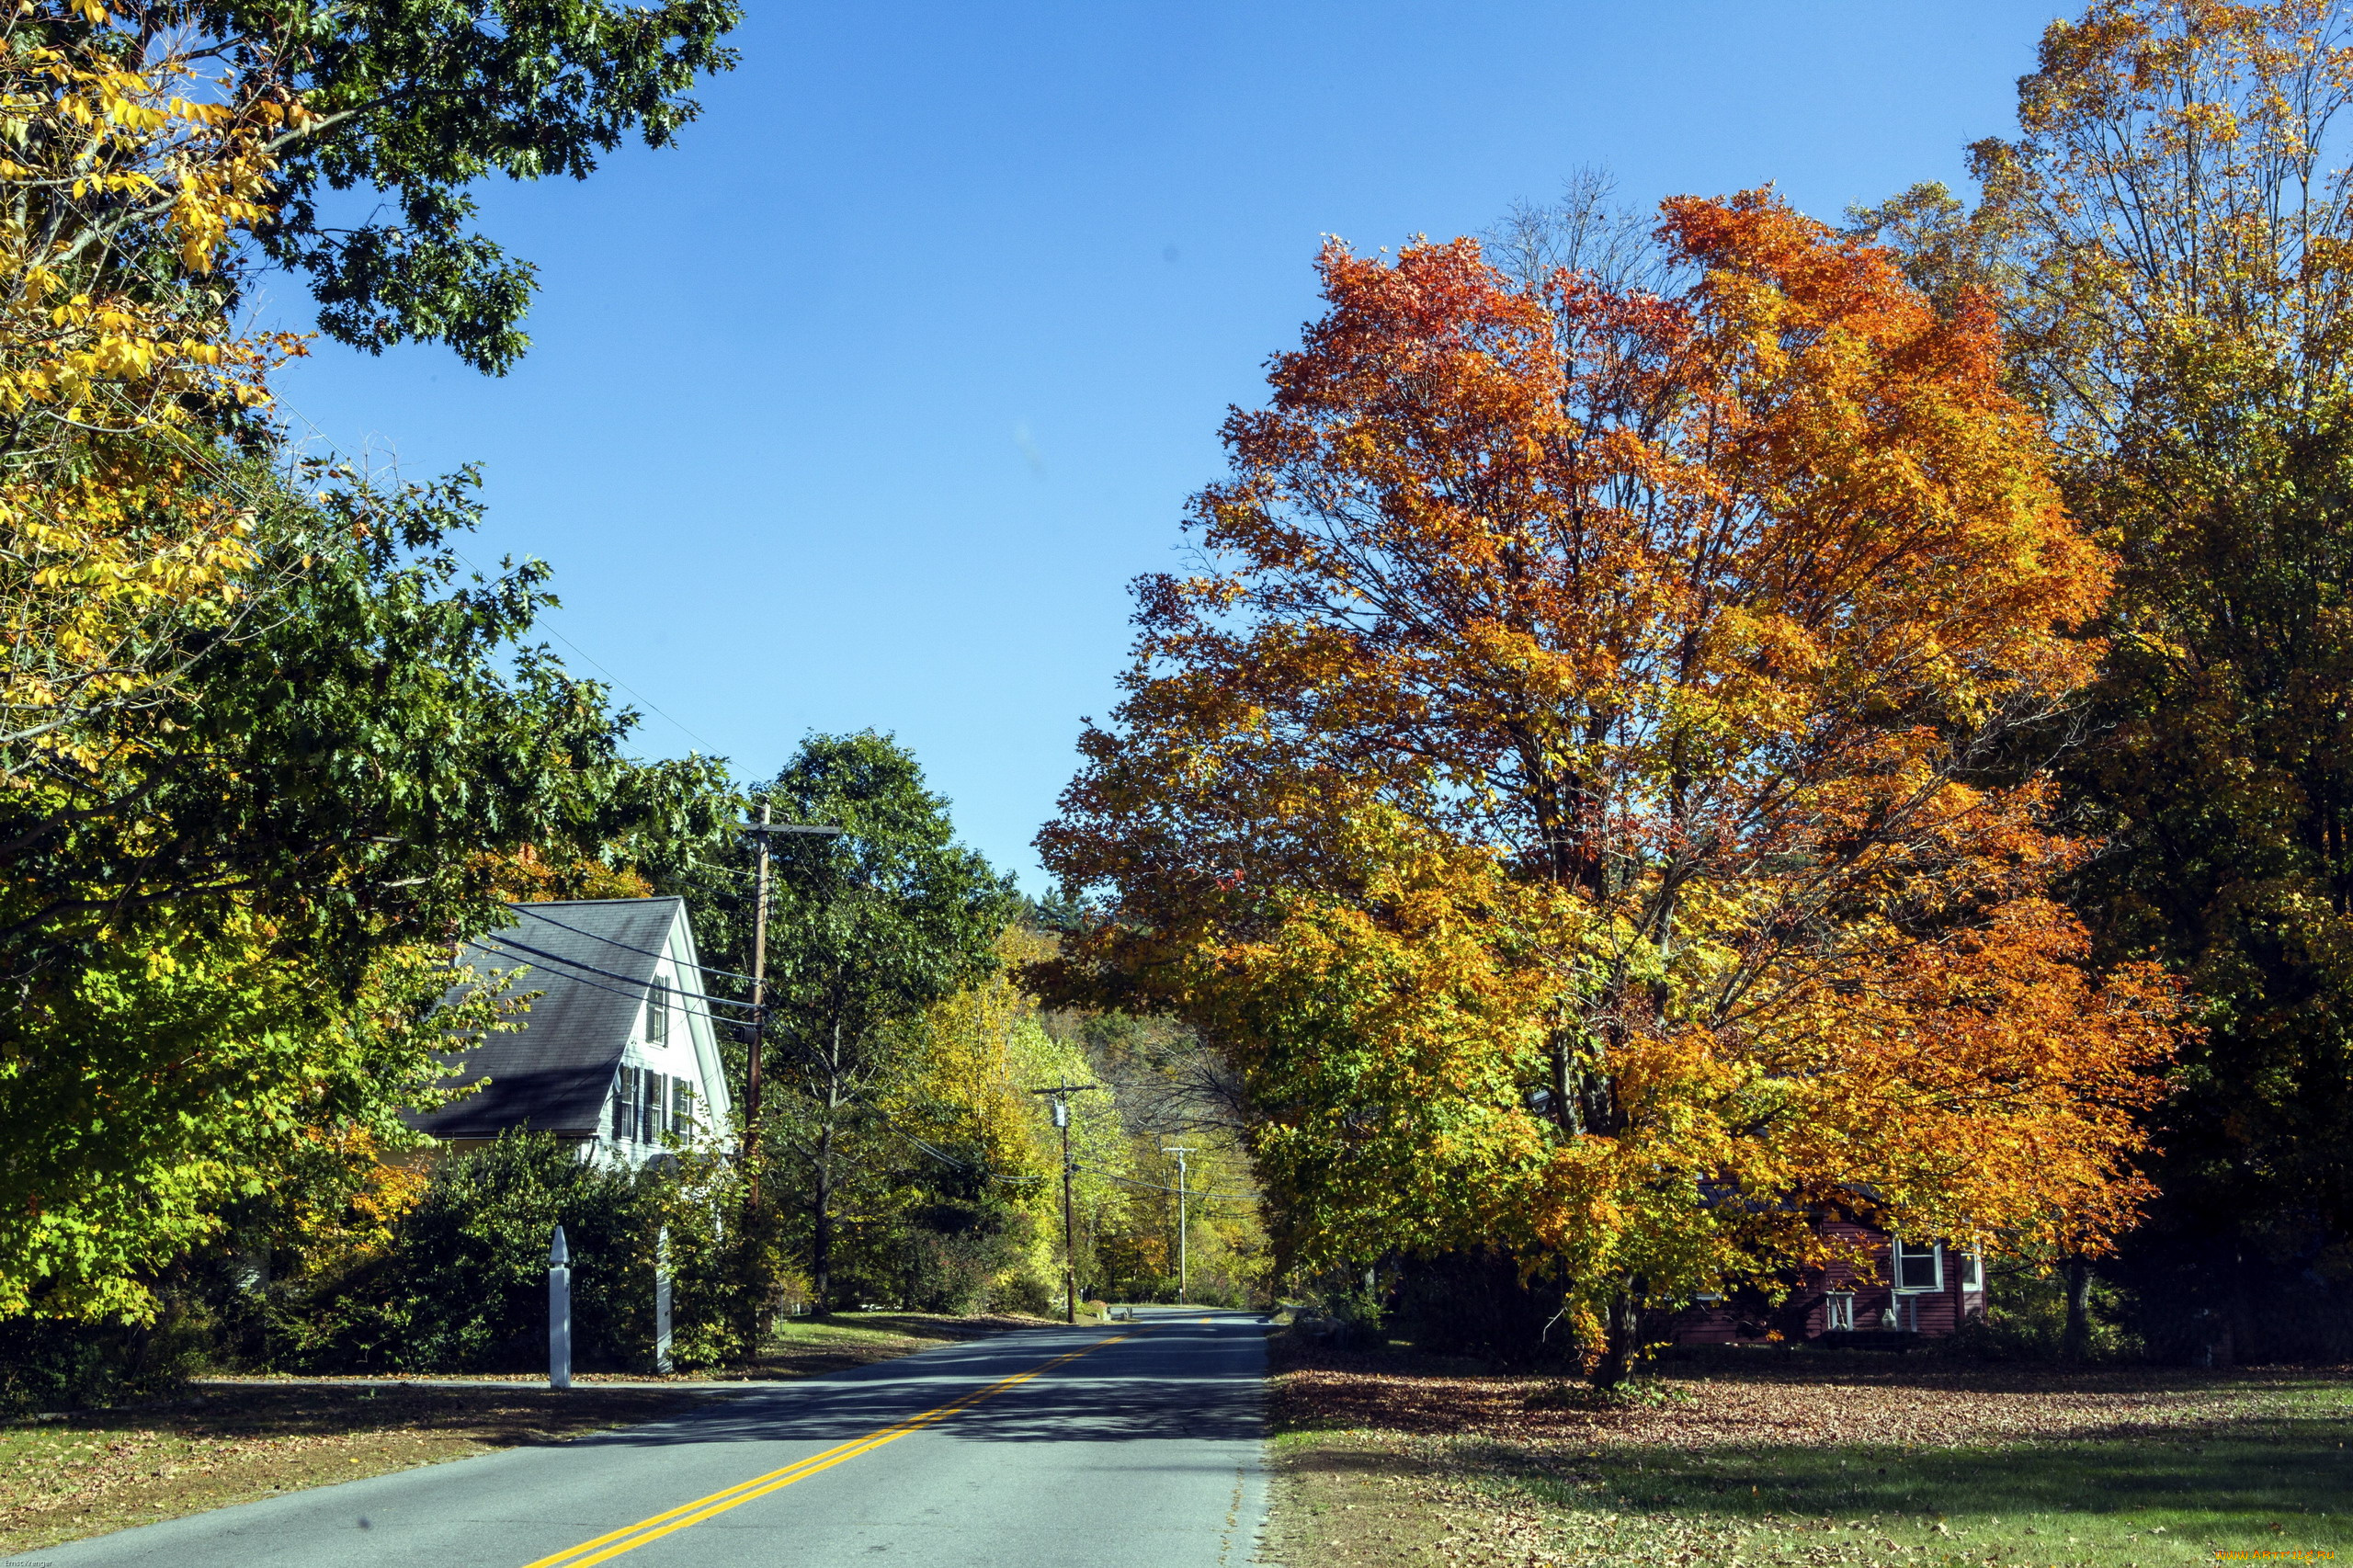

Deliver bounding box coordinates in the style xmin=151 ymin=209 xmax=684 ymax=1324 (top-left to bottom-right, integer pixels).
xmin=2061 ymin=1256 xmax=2093 ymax=1362
xmin=1589 ymin=1287 xmax=1645 ymax=1390
xmin=811 ymin=1121 xmax=835 ymax=1314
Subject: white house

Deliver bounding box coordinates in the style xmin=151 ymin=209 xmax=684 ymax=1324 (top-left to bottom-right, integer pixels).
xmin=412 ymin=897 xmax=735 ymax=1165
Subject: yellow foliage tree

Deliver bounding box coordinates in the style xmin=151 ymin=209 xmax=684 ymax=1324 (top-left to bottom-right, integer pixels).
xmin=1 ymin=4 xmax=305 ymax=767
xmin=881 ymin=926 xmax=1135 ymax=1311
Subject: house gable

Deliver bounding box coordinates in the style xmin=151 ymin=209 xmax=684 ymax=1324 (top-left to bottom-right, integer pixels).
xmin=600 ymin=901 xmax=735 ymax=1156
xmin=413 ymin=897 xmax=733 ymax=1163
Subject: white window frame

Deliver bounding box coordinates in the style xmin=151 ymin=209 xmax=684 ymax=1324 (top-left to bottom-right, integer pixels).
xmin=1958 ymin=1249 xmax=1984 ymax=1292
xmin=1824 ymin=1291 xmax=1855 ymax=1331
xmin=644 ymin=977 xmax=670 ymax=1047
xmin=612 ymin=1065 xmax=638 ymax=1143
xmin=1893 ymin=1237 xmax=1944 ymax=1294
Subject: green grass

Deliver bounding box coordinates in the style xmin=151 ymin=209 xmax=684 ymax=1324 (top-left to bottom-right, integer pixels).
xmin=740 ymin=1310 xmax=1051 ymax=1380
xmin=1477 ymin=1389 xmax=2353 ymax=1565
xmin=762 ymin=1314 xmax=915 ymax=1349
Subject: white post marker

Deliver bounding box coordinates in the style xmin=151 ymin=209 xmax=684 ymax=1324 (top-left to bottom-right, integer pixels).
xmin=549 ymin=1224 xmax=573 ymax=1392
xmin=654 ymin=1225 xmax=673 ymax=1374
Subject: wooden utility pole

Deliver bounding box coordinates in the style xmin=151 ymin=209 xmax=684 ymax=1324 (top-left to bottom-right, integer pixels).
xmin=737 ymin=808 xmax=844 ymax=1209
xmin=1030 ymin=1082 xmax=1102 ymax=1323
xmin=742 ymin=800 xmax=774 ymax=1195
xmin=1163 ymin=1145 xmax=1196 ymax=1303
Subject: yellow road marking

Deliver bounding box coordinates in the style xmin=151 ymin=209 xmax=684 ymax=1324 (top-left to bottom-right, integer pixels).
xmin=517 ymin=1331 xmax=1141 ymax=1568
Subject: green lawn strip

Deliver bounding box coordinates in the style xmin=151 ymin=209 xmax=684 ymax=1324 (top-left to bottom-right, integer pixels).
xmin=1267 ymin=1359 xmax=2353 ymax=1568
xmin=1461 ymin=1409 xmax=2353 ymax=1565
xmin=743 ymin=1310 xmax=1052 ymax=1379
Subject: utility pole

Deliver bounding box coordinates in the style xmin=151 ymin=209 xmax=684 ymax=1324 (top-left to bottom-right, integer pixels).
xmin=1030 ymin=1082 xmax=1103 ymax=1323
xmin=742 ymin=800 xmax=774 ymax=1192
xmin=1163 ymin=1145 xmax=1196 ymax=1304
xmin=736 ymin=809 xmax=844 ymax=1208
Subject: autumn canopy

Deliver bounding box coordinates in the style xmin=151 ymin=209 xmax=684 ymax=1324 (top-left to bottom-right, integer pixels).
xmin=1040 ymin=190 xmax=2184 ymax=1381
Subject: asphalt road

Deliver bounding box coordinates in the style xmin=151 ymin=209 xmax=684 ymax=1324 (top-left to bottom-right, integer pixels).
xmin=7 ymin=1309 xmax=1270 ymax=1568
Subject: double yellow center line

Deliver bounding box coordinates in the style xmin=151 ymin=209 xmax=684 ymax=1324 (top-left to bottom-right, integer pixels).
xmin=519 ymin=1329 xmax=1143 ymax=1568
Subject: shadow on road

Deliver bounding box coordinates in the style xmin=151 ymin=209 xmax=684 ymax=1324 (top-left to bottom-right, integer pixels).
xmin=568 ymin=1320 xmax=1266 ymax=1449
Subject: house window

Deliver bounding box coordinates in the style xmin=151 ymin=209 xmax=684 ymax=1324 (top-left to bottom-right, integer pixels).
xmin=1894 ymin=1238 xmax=1943 ymax=1292
xmin=1824 ymin=1292 xmax=1855 ymax=1331
xmin=645 ymin=978 xmax=669 ymax=1047
xmin=675 ymin=1081 xmax=696 ymax=1137
xmin=613 ymin=1066 xmax=637 ymax=1142
xmin=642 ymin=1071 xmax=665 ymax=1143
xmin=1959 ymin=1249 xmax=1984 ymax=1292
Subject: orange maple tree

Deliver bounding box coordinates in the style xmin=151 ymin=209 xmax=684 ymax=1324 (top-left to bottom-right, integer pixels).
xmin=1039 ymin=190 xmax=2185 ymax=1381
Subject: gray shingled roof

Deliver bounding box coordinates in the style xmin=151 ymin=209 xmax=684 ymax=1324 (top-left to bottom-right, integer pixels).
xmin=409 ymin=898 xmax=683 ymax=1140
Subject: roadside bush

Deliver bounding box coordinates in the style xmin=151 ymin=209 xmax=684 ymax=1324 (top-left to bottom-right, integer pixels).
xmin=1387 ymin=1249 xmax=1574 ymax=1366
xmin=0 ymin=1303 xmax=212 ymax=1416
xmin=645 ymin=1140 xmax=789 ymax=1369
xmin=984 ymin=1268 xmax=1055 ymax=1316
xmin=269 ymin=1132 xmax=672 ymax=1373
xmin=1320 ymin=1267 xmax=1394 ymax=1353
xmin=1942 ymin=1263 xmax=2141 ymax=1363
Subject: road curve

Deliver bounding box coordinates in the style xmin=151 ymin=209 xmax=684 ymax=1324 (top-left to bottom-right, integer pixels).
xmin=6 ymin=1308 xmax=1269 ymax=1568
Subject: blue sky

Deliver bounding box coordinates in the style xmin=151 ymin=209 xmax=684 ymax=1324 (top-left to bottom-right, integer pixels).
xmin=269 ymin=0 xmax=2063 ymax=888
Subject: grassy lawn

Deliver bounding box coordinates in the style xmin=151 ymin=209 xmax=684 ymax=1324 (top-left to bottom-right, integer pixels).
xmin=743 ymin=1310 xmax=1053 ymax=1380
xmin=1265 ymin=1337 xmax=2353 ymax=1568
xmin=2 ymin=1310 xmax=1052 ymax=1557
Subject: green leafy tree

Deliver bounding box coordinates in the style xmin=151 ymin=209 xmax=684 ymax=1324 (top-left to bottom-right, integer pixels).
xmin=0 ymin=471 xmax=732 ymax=1321
xmin=16 ymin=1 xmax=743 ymax=376
xmin=746 ymin=733 xmax=1018 ymax=1312
xmin=1851 ymin=0 xmax=2353 ymax=1356
xmin=0 ymin=0 xmax=747 ymax=1331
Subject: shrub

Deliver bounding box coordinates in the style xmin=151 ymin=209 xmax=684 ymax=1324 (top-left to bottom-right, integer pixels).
xmin=272 ymin=1132 xmax=669 ymax=1373
xmin=985 ymin=1268 xmax=1056 ymax=1316
xmin=1941 ymin=1263 xmax=2142 ymax=1363
xmin=0 ymin=1311 xmax=210 ymax=1416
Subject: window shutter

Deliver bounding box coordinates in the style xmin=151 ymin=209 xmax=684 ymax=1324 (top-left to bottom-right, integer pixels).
xmin=676 ymin=1081 xmax=696 ymax=1136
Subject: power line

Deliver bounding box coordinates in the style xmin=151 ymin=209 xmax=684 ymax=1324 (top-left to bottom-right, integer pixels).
xmin=477 ymin=932 xmax=759 ymax=1013
xmin=510 ymin=903 xmax=759 ymax=990
xmin=462 ymin=945 xmax=749 ymax=1032
xmin=465 ymin=940 xmax=756 ymax=1031
xmin=859 ymin=1107 xmax=1049 ymax=1185
xmin=1081 ymin=1166 xmax=1260 ymax=1202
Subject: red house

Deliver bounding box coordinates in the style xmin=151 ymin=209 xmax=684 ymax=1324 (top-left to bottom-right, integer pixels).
xmin=1670 ymin=1217 xmax=1986 ymax=1346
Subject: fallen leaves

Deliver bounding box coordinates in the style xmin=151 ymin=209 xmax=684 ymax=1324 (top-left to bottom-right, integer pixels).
xmin=1265 ymin=1335 xmax=2353 ymax=1568
xmin=1271 ymin=1337 xmax=2330 ymax=1450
